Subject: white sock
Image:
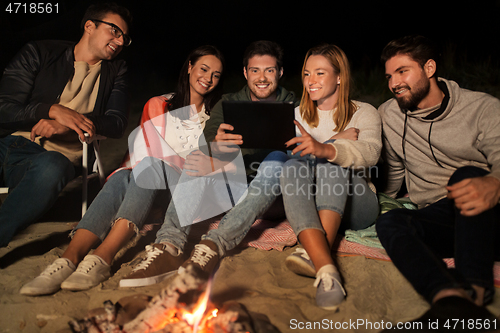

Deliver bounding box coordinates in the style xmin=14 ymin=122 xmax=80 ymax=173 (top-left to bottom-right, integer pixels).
xmin=162 ymin=243 xmax=180 ymax=256
xmin=314 ymin=264 xmax=345 ymax=295
xmin=316 ymin=264 xmax=338 ymax=278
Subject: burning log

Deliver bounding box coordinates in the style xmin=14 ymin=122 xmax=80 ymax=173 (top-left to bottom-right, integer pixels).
xmin=69 ymin=264 xmax=280 ymax=333
xmin=69 ymin=300 xmax=120 ymax=332
xmin=122 ymin=265 xmax=207 ymax=332
xmin=69 ymin=295 xmax=152 ymax=332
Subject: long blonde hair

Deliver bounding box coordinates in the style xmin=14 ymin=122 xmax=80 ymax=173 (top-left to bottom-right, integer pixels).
xmin=299 ymin=44 xmax=357 ymax=132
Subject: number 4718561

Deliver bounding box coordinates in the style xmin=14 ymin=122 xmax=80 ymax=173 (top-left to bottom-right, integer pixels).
xmin=5 ymin=3 xmax=59 ymax=14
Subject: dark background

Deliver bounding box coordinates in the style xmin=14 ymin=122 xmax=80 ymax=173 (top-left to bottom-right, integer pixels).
xmin=2 ymin=0 xmax=500 ymax=108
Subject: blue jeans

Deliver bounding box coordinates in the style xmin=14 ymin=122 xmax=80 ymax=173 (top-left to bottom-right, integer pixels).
xmin=156 ymin=150 xmax=289 ymax=255
xmin=0 ymin=135 xmax=75 ymax=247
xmin=376 ymin=166 xmax=500 ymax=303
xmin=280 ymin=158 xmax=379 ymax=237
xmin=74 ymin=157 xmax=180 ymax=240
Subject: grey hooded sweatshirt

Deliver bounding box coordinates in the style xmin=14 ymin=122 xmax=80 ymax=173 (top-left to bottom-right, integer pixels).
xmin=379 ymin=78 xmax=500 ymax=208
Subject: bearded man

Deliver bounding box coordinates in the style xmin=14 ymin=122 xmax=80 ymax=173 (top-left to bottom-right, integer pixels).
xmin=376 ymin=35 xmax=500 ymax=328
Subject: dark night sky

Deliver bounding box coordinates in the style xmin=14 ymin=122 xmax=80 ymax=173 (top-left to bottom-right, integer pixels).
xmin=1 ymin=0 xmax=500 ymax=105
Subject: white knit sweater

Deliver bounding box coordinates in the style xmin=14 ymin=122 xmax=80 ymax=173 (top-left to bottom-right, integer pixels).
xmin=294 ymin=101 xmax=382 ymax=192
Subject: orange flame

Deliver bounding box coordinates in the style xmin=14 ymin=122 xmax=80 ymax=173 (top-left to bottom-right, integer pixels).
xmin=182 ymin=289 xmax=209 ymax=327
xmin=181 ymin=279 xmax=215 ymax=333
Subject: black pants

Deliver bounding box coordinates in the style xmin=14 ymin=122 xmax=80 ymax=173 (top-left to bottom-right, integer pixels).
xmin=376 ymin=166 xmax=500 ymax=303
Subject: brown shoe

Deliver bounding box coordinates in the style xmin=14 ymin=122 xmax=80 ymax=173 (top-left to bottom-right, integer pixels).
xmin=119 ymin=244 xmax=184 ymax=287
xmin=179 ymin=240 xmax=219 ymax=279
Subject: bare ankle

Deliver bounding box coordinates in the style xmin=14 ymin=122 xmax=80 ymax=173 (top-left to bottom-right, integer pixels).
xmin=161 ymin=242 xmax=179 ymax=256
xmin=61 ymin=254 xmax=79 ymax=267
xmin=432 ymin=288 xmax=473 ymax=304
xmin=472 ymin=285 xmax=485 ymax=306
xmin=91 ymin=250 xmax=112 ymax=265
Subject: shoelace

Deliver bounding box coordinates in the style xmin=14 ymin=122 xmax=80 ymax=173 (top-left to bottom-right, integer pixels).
xmin=190 ymin=244 xmax=217 ymax=267
xmin=133 ymin=245 xmax=163 ymax=272
xmin=40 ymin=260 xmax=67 ymax=277
xmin=294 ymin=247 xmax=311 ymax=261
xmin=313 ymin=271 xmax=346 ymax=296
xmin=76 ymin=256 xmax=101 ymax=273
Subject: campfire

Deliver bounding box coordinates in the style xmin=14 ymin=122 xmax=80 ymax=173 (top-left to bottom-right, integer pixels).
xmin=69 ymin=265 xmax=265 ymax=333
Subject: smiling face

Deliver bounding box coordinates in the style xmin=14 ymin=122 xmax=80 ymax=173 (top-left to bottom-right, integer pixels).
xmin=303 ymin=54 xmax=340 ymax=110
xmin=385 ymin=54 xmax=432 ymax=110
xmin=243 ymin=55 xmax=282 ymax=101
xmin=86 ymin=12 xmax=128 ymax=62
xmin=188 ymin=55 xmax=223 ymax=100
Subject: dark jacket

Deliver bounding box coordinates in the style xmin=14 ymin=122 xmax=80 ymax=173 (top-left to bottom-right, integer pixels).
xmin=0 ymin=40 xmax=129 ymax=138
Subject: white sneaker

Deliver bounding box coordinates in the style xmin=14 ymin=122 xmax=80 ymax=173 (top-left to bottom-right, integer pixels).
xmin=61 ymin=254 xmax=111 ymax=291
xmin=314 ymin=271 xmax=346 ymax=310
xmin=285 ymin=247 xmax=316 ymax=277
xmin=20 ymin=258 xmax=76 ymax=296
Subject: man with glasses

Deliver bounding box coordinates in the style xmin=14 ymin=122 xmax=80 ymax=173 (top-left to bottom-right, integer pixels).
xmin=0 ymin=3 xmax=132 ymax=247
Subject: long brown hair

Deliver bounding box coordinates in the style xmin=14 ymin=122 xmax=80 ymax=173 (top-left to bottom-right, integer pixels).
xmin=299 ymin=44 xmax=357 ymax=132
xmin=169 ymin=45 xmax=225 ymax=116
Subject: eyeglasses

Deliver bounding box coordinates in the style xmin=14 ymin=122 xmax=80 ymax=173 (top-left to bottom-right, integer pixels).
xmin=91 ymin=19 xmax=132 ymax=46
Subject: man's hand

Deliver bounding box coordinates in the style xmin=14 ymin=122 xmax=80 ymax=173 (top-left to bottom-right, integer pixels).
xmin=286 ymin=120 xmax=336 ymax=159
xmin=48 ymin=104 xmax=95 ymax=141
xmin=214 ymin=123 xmax=242 ymax=144
xmin=211 ymin=123 xmax=242 ymax=154
xmin=30 ymin=119 xmax=71 ymax=141
xmin=446 ymin=176 xmax=500 ymax=216
xmin=330 ymin=127 xmax=359 ymax=141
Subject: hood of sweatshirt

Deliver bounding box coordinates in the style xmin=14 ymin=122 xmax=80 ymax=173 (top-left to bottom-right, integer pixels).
xmin=400 ymin=78 xmax=458 ymax=169
xmin=404 ymin=78 xmax=457 ymax=122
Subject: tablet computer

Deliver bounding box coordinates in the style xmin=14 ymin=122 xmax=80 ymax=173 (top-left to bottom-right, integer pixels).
xmin=222 ymin=101 xmax=296 ymax=149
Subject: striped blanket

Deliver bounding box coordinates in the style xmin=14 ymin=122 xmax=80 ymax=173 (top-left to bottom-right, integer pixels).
xmin=177 ymin=218 xmax=500 ymax=288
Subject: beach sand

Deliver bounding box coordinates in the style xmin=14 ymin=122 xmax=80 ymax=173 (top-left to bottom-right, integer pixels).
xmin=2 ymin=214 xmax=500 ymax=332
xmin=1 ymin=121 xmax=499 ymax=333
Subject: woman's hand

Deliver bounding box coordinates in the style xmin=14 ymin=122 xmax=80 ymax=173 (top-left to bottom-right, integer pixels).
xmin=184 ymin=150 xmax=215 ymax=177
xmin=285 ymin=121 xmax=336 ymax=159
xmin=329 ymin=127 xmax=359 ymax=141
xmin=184 ymin=150 xmax=236 ymax=177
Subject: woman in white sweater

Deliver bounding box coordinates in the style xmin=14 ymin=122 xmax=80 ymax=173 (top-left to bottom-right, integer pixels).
xmin=281 ymin=44 xmax=382 ymax=310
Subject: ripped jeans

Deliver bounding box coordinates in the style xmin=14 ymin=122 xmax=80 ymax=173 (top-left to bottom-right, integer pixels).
xmin=74 ymin=158 xmax=180 ymax=240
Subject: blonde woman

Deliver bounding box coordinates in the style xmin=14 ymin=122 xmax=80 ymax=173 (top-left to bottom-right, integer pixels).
xmin=281 ymin=44 xmax=382 ymax=310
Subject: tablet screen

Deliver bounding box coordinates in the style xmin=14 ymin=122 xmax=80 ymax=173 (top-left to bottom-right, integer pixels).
xmin=222 ymin=101 xmax=296 ymax=149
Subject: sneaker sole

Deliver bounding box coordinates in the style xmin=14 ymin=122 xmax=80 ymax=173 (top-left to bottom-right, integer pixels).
xmin=20 ymin=286 xmax=60 ymax=296
xmin=285 ymin=256 xmax=316 ymax=277
xmin=61 ymin=283 xmax=98 ymax=291
xmin=119 ymin=270 xmax=177 ymax=288
xmin=61 ymin=275 xmax=110 ymax=291
xmin=318 ymin=303 xmax=341 ymax=311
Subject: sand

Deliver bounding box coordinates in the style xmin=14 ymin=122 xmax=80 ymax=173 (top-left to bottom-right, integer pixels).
xmin=1 ymin=215 xmax=500 ymax=333
xmin=1 ymin=118 xmax=499 ymax=333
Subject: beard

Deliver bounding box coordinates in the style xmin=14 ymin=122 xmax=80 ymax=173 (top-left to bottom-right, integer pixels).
xmin=394 ymin=77 xmax=431 ymax=110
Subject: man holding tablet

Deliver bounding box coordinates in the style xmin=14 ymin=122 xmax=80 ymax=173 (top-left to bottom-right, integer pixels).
xmin=205 ymin=40 xmax=298 ymax=176
xmin=120 ymin=40 xmax=299 ymax=287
